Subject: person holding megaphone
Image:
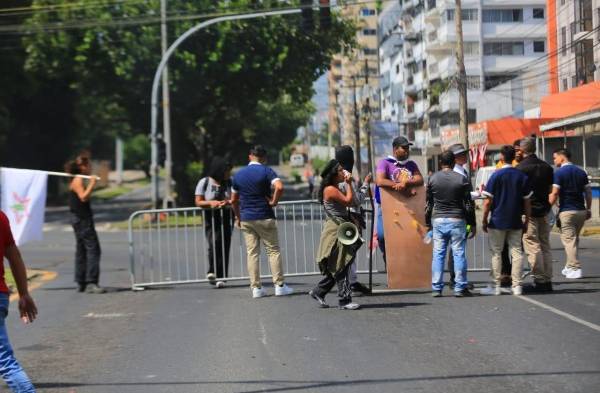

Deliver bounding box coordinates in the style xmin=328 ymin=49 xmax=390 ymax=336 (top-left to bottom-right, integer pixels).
xmin=309 ymin=159 xmax=363 ymax=310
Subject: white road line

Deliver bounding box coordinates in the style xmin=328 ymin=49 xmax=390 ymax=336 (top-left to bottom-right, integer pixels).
xmin=517 ymin=296 xmax=600 ymax=333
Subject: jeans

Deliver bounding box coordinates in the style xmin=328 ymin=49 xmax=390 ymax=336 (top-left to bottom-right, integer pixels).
xmin=431 ymin=218 xmax=468 ymax=292
xmin=312 ymin=264 xmax=352 ymax=306
xmin=71 ymin=215 xmax=101 ymax=286
xmin=0 ymin=294 xmax=35 ymax=392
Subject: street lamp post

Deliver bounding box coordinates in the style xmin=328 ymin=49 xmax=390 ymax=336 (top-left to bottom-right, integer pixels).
xmin=149 ymin=8 xmax=302 ymax=208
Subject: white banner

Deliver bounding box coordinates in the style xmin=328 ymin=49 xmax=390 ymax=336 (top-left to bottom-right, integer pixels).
xmin=0 ymin=168 xmax=48 ymax=246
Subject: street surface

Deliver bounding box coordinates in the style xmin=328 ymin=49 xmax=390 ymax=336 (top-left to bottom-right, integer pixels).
xmin=4 ymin=220 xmax=600 ymax=392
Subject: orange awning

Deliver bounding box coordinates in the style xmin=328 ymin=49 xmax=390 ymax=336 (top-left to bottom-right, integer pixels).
xmin=540 ymin=82 xmax=600 ymax=119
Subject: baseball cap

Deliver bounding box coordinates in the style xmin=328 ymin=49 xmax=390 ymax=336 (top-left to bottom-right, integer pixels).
xmin=392 ymin=136 xmax=413 ymax=148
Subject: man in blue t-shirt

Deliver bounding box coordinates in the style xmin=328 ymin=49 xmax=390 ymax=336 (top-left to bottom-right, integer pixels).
xmin=482 ymin=145 xmax=532 ymax=296
xmin=231 ymin=145 xmax=294 ymax=298
xmin=549 ymin=148 xmax=592 ymax=279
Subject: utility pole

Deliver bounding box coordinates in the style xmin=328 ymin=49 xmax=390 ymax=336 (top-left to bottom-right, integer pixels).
xmin=351 ymin=75 xmax=362 ymax=179
xmin=455 ymin=0 xmax=470 ymax=161
xmin=364 ymin=58 xmax=374 ymax=177
xmin=161 ymin=0 xmax=174 ymax=208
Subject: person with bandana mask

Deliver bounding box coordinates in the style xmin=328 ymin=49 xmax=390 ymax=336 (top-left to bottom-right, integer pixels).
xmin=374 ymin=136 xmax=424 ymax=263
xmin=334 ymin=146 xmax=372 ymax=296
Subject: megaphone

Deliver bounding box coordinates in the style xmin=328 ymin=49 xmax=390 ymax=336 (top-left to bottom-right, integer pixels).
xmin=337 ymin=221 xmax=360 ymax=245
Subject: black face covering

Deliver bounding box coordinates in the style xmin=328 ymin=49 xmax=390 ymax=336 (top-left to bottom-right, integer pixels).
xmin=335 ymin=145 xmax=354 ymax=172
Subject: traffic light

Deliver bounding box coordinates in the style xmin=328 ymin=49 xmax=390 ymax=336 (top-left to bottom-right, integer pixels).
xmin=157 ymin=138 xmax=166 ymax=166
xmin=301 ymin=0 xmax=314 ymax=32
xmin=319 ymin=0 xmax=331 ymax=30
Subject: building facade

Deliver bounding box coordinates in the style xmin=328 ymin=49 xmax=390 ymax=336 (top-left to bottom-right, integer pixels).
xmin=328 ymin=3 xmax=380 ymax=172
xmin=382 ymin=0 xmax=549 ymax=169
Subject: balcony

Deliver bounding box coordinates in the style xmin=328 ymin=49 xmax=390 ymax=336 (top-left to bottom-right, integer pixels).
xmin=402 ymin=0 xmax=419 ymax=12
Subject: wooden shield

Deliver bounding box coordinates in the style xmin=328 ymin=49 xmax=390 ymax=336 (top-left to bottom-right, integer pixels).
xmin=380 ymin=187 xmax=432 ymax=289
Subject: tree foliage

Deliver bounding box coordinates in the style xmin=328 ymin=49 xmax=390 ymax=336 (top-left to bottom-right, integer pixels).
xmin=0 ymin=0 xmax=355 ymax=203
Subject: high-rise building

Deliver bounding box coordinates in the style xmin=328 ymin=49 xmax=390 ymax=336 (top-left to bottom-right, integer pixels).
xmin=547 ymin=0 xmax=600 ymax=93
xmin=379 ymin=1 xmax=404 ymax=126
xmin=328 ymin=3 xmax=380 ymax=172
xmin=390 ymin=0 xmax=549 ymax=168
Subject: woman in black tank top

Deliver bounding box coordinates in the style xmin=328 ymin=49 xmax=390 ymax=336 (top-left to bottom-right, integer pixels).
xmin=66 ymin=155 xmax=104 ymax=294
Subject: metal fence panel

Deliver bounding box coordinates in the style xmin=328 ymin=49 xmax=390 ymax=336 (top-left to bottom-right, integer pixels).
xmin=127 ymin=200 xmax=492 ymax=290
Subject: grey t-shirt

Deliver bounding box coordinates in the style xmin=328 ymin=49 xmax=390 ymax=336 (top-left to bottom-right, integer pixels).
xmin=426 ymin=170 xmax=472 ymax=220
xmin=194 ymin=177 xmax=231 ymax=201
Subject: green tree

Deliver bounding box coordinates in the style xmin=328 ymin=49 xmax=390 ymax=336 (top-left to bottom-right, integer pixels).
xmin=15 ymin=0 xmax=355 ymax=204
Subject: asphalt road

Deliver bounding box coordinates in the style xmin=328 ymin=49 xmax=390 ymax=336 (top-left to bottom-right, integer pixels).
xmin=3 ymin=221 xmax=598 ymax=393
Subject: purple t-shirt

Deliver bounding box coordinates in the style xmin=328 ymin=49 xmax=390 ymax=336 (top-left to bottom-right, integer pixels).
xmin=375 ymin=156 xmax=420 ymax=203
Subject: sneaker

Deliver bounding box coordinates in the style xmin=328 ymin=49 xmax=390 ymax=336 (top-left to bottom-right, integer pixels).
xmin=350 ymin=282 xmax=372 ymax=296
xmin=512 ymin=285 xmax=523 ymax=296
xmin=454 ymin=289 xmax=474 ymax=297
xmin=215 ymin=281 xmax=225 ymax=288
xmin=561 ymin=267 xmax=573 ymax=276
xmin=309 ymin=290 xmax=329 ymax=308
xmin=252 ymin=287 xmax=266 ymax=298
xmin=338 ymin=302 xmax=360 ymax=310
xmin=431 ymin=291 xmax=442 ymax=298
xmin=566 ymin=269 xmax=582 ymax=279
xmin=85 ymin=283 xmax=106 ymax=294
xmin=275 ymin=284 xmax=294 ymax=296
xmin=207 ymin=273 xmax=216 ymax=285
xmin=494 ymin=285 xmax=502 ymax=296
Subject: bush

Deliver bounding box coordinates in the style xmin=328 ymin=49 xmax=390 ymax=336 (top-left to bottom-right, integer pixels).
xmin=290 ymin=169 xmax=302 ymax=183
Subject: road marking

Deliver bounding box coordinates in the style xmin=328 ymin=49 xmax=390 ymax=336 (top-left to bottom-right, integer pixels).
xmin=84 ymin=312 xmax=134 ymax=319
xmin=10 ymin=270 xmax=57 ymax=303
xmin=517 ymin=295 xmax=600 ymax=333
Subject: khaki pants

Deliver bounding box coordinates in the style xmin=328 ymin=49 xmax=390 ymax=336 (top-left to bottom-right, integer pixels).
xmin=489 ymin=229 xmax=523 ymax=287
xmin=522 ymin=215 xmax=553 ymax=283
xmin=241 ymin=219 xmax=285 ymax=288
xmin=559 ymin=210 xmax=587 ymax=270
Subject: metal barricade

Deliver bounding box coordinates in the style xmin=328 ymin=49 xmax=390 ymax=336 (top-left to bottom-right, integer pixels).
xmin=127 ymin=200 xmax=380 ymax=290
xmin=127 ymin=200 xmax=494 ymax=290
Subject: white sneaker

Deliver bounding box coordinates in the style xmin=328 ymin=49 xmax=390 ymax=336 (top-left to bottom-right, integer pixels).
xmin=566 ymin=269 xmax=582 ymax=279
xmin=207 ymin=273 xmax=216 ymax=285
xmin=215 ymin=281 xmax=225 ymax=288
xmin=561 ymin=267 xmax=572 ymax=276
xmin=275 ymin=284 xmax=294 ymax=296
xmin=494 ymin=285 xmax=502 ymax=296
xmin=252 ymin=287 xmax=266 ymax=298
xmin=339 ymin=302 xmax=361 ymax=310
xmin=512 ymin=285 xmax=523 ymax=296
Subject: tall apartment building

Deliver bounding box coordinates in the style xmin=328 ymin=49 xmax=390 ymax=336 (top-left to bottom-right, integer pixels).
xmin=379 ymin=1 xmax=405 ymax=126
xmin=394 ymin=0 xmax=548 ymax=160
xmin=328 ymin=4 xmax=380 ymax=156
xmin=547 ymin=0 xmax=600 ymax=93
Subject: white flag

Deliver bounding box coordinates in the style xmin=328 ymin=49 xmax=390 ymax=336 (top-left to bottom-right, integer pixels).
xmin=0 ymin=168 xmax=48 ymax=246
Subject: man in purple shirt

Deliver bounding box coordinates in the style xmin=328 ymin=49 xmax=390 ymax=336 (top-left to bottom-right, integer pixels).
xmin=375 ymin=136 xmax=424 ymax=262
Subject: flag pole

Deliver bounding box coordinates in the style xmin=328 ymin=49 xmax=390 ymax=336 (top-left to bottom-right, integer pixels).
xmin=0 ymin=167 xmax=101 ymax=180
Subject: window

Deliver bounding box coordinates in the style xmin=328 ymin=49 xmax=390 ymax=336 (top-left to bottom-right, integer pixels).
xmin=362 ymin=28 xmax=377 ymax=36
xmin=361 ymin=8 xmax=376 ymax=16
xmin=571 ymin=75 xmax=577 ymax=88
xmin=363 ymin=48 xmax=377 ymax=55
xmin=446 ymin=9 xmax=478 ymax=21
xmin=483 ymin=42 xmax=524 ymax=55
xmin=533 ymin=41 xmax=545 ymax=53
xmin=464 ymin=42 xmax=480 ymax=55
xmin=533 ymin=8 xmax=544 ymax=19
xmin=484 ymin=75 xmax=516 ymax=89
xmin=396 ymin=64 xmax=400 ymax=74
xmin=482 ymin=9 xmax=523 ymax=23
xmin=466 ymin=76 xmax=481 ymax=90
xmin=562 ymin=78 xmax=568 ymax=91
xmin=561 ymin=26 xmax=567 ymax=56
